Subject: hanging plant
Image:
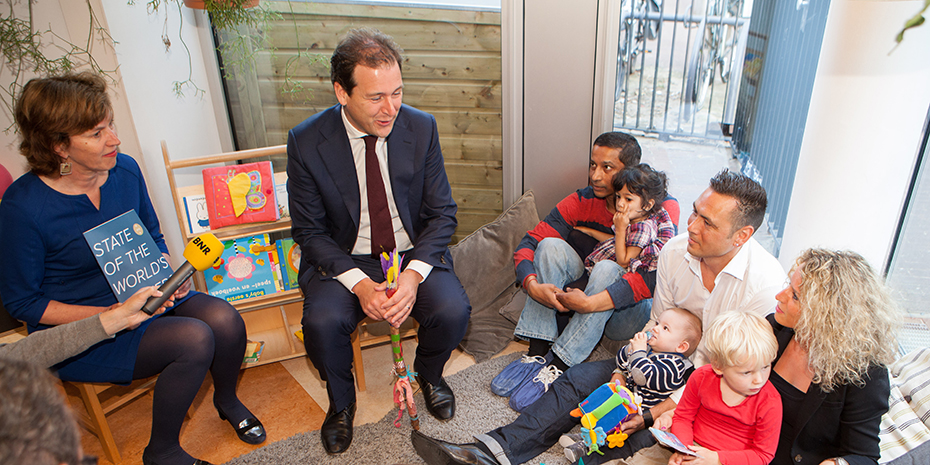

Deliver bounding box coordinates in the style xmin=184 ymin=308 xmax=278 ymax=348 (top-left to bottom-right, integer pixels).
xmin=0 ymin=0 xmax=117 ymax=131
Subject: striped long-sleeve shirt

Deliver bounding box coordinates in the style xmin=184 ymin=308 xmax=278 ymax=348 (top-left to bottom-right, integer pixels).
xmin=513 ymin=186 xmax=679 ymax=308
xmin=616 ymin=345 xmax=693 ymax=408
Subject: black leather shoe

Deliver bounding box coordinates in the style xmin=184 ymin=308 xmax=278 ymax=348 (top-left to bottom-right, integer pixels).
xmin=215 ymin=402 xmax=266 ymax=445
xmin=321 ymin=401 xmax=356 ymax=454
xmin=417 ymin=375 xmax=455 ymax=420
xmin=411 ymin=430 xmax=501 ymax=465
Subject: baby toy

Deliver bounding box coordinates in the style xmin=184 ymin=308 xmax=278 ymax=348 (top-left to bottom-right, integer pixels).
xmin=570 ymin=380 xmax=642 ymax=456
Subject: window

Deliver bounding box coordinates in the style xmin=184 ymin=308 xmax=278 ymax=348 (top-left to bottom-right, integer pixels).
xmin=885 ymin=114 xmax=930 ymax=355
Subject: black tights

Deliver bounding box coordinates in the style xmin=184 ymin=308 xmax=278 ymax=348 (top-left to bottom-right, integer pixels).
xmin=132 ymin=293 xmax=248 ymax=465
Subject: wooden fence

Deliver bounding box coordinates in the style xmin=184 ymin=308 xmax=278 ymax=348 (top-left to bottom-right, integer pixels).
xmin=220 ymin=1 xmax=503 ymax=242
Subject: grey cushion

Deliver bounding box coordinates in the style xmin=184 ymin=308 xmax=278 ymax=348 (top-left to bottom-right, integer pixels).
xmin=451 ymin=190 xmax=539 ymax=362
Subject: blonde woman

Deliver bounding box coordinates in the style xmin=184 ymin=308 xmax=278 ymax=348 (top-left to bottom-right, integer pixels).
xmin=770 ymin=248 xmax=898 ymax=465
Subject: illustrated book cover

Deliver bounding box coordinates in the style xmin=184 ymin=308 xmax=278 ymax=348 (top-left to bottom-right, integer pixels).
xmin=202 ymin=234 xmax=279 ymax=303
xmin=276 ymin=238 xmax=301 ymax=291
xmin=202 ymin=161 xmax=279 ymax=229
xmin=183 ymin=194 xmax=211 ymax=235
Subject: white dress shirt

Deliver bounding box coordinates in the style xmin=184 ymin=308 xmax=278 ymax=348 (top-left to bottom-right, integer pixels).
xmin=652 ymin=233 xmax=786 ymax=370
xmin=335 ymin=109 xmax=432 ymax=292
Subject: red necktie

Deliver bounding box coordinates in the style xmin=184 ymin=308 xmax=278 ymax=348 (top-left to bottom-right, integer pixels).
xmin=363 ymin=135 xmax=395 ymax=257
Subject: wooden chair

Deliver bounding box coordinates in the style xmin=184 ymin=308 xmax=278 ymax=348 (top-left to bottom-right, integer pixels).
xmin=350 ymin=317 xmax=418 ymax=391
xmin=65 ymin=377 xmax=189 ymax=464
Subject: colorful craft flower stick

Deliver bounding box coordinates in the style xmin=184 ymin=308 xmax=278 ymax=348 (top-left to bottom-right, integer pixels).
xmin=380 ymin=249 xmax=419 ymax=430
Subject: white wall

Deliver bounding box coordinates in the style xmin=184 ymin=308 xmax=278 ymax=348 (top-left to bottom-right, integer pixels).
xmin=0 ymin=0 xmax=142 ymax=180
xmin=522 ymin=0 xmax=600 ymax=214
xmin=99 ymin=1 xmax=227 ymax=261
xmin=779 ymin=0 xmax=930 ymax=270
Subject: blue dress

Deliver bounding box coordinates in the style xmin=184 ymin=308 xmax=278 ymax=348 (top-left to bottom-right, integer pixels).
xmin=0 ymin=154 xmax=192 ymax=382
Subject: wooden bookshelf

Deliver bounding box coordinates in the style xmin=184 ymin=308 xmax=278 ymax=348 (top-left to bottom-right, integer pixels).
xmin=162 ymin=142 xmax=305 ymax=367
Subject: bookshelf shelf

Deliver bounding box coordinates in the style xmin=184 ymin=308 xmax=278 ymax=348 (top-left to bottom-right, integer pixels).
xmin=162 ymin=142 xmax=305 ymax=368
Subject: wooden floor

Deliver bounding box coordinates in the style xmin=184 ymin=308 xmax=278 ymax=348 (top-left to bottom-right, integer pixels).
xmin=63 ymin=363 xmax=325 ymax=465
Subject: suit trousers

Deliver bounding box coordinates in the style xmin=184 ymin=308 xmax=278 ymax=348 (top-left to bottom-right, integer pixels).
xmin=300 ymin=254 xmax=471 ymax=412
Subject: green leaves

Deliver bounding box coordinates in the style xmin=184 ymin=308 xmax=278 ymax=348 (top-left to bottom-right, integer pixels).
xmin=895 ymin=0 xmax=929 ymax=45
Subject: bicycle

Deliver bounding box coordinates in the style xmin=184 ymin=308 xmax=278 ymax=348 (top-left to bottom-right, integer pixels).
xmin=683 ymin=0 xmax=745 ymax=118
xmin=615 ymin=0 xmax=663 ymax=101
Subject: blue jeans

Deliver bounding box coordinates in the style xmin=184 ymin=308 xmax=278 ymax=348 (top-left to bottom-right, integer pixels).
xmin=477 ymin=359 xmax=617 ymax=465
xmin=515 ymin=238 xmax=652 ymax=366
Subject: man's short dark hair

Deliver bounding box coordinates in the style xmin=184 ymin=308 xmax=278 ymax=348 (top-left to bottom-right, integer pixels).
xmin=709 ymin=169 xmax=767 ymax=233
xmin=0 ymin=358 xmax=81 ymax=465
xmin=593 ymin=132 xmax=642 ymax=167
xmin=331 ymin=28 xmax=403 ymax=96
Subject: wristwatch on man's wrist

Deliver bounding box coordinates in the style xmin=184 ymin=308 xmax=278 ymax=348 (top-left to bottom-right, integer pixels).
xmin=834 ymin=458 xmax=849 ymax=465
xmin=642 ymin=408 xmax=654 ymax=428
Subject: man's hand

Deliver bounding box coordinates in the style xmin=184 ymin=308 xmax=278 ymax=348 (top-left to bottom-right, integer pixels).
xmin=630 ymin=331 xmax=649 ymax=353
xmin=556 ymin=288 xmax=594 ymax=312
xmin=556 ymin=289 xmax=615 ymax=314
xmin=525 ymin=279 xmax=569 ymax=312
xmin=381 ymin=269 xmax=422 ymax=327
xmin=353 ymin=278 xmax=390 ymax=321
xmin=621 ymin=413 xmax=645 ymax=434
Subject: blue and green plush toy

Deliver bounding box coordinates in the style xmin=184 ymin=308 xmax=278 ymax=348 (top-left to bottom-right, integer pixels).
xmin=569 ymin=380 xmax=642 ymax=456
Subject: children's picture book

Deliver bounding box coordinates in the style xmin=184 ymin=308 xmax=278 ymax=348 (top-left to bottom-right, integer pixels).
xmin=649 ymin=428 xmax=700 ymax=457
xmin=202 ymin=161 xmax=279 ymax=229
xmin=203 ymin=234 xmax=279 ymax=303
xmin=243 ymin=340 xmax=265 ymax=364
xmin=183 ymin=194 xmax=211 ymax=235
xmin=276 ymin=238 xmax=300 ymax=291
xmin=275 ymin=181 xmax=289 ymax=219
xmin=267 ymin=242 xmax=284 ymax=293
xmin=83 ymin=210 xmax=174 ymax=302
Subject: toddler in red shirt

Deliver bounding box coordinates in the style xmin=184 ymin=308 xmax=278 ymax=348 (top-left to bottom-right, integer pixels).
xmin=668 ymin=311 xmax=782 ymax=465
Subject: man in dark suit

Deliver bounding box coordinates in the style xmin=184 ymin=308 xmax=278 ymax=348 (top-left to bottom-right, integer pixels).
xmin=287 ymin=28 xmax=471 ymax=454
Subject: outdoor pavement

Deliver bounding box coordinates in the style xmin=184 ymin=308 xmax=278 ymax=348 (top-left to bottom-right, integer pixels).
xmin=637 ymin=134 xmax=776 ymax=254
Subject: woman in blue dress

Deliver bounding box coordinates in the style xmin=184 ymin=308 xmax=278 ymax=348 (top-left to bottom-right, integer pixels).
xmin=0 ymin=72 xmax=265 ymax=465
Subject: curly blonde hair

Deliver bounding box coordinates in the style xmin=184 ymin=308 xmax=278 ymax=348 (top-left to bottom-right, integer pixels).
xmin=793 ymin=249 xmax=900 ymax=392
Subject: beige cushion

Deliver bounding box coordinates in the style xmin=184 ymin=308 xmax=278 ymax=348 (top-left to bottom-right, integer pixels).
xmin=451 ymin=190 xmax=539 ymax=362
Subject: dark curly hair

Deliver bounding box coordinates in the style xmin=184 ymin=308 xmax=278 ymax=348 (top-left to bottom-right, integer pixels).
xmin=331 ymin=28 xmax=403 ymax=96
xmin=13 ymin=72 xmax=112 ymax=176
xmin=613 ymin=163 xmax=668 ymax=216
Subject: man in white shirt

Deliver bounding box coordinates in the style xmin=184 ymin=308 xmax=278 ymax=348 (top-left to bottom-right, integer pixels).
xmin=411 ymin=170 xmax=785 ymax=465
xmin=622 ymin=169 xmax=785 ymax=435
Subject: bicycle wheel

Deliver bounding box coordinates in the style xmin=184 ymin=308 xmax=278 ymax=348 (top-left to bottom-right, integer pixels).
xmin=615 ymin=20 xmax=633 ymax=101
xmin=717 ymin=24 xmax=734 ymax=83
xmin=683 ymin=20 xmax=715 ymax=118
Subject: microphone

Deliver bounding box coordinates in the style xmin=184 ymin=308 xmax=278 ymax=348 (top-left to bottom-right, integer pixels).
xmin=142 ymin=233 xmax=224 ymax=314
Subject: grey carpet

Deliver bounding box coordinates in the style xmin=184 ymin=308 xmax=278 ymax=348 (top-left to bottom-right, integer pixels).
xmin=223 ymin=351 xmax=579 ymax=465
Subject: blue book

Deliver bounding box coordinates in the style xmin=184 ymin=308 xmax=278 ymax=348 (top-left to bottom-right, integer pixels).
xmin=83 ymin=210 xmax=174 ymax=302
xmin=275 ymin=239 xmax=290 ymax=291
xmin=203 ymin=234 xmax=279 ymax=303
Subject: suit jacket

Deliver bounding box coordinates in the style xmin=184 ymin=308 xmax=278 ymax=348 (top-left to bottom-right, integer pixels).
xmin=768 ymin=314 xmax=889 ymax=465
xmin=286 ymin=104 xmax=457 ymax=288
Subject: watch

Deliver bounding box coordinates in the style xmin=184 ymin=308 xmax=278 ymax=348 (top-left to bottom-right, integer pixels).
xmin=834 ymin=458 xmax=849 ymax=465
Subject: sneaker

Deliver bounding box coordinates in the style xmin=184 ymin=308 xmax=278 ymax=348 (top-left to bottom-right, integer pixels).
xmin=559 ymin=432 xmax=584 ymax=448
xmin=490 ymin=353 xmax=549 ymax=397
xmin=563 ymin=439 xmax=589 ymax=463
xmin=509 ymin=364 xmax=563 ymax=412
